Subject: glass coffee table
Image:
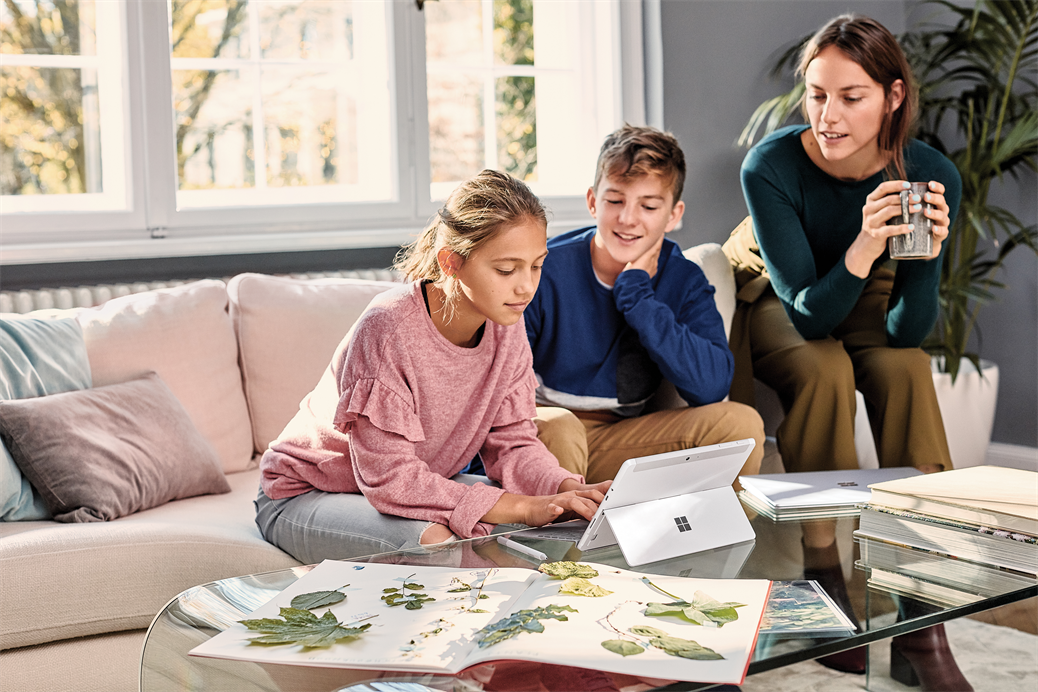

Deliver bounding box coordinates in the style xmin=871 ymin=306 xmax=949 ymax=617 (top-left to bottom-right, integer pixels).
xmin=139 ymin=512 xmax=1036 ymax=691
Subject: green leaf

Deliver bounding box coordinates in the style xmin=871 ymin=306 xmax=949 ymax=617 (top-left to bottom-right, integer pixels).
xmin=649 ymin=635 xmax=725 ymax=660
xmin=467 ymin=608 xmax=489 ymax=614
xmin=538 ymin=561 xmax=600 ymax=579
xmin=383 ymin=588 xmax=399 ymax=593
xmin=630 ymin=625 xmax=668 ymax=638
xmin=447 ymin=586 xmax=471 ymax=593
xmin=645 ymin=590 xmax=745 ymax=627
xmin=559 ymin=577 xmax=613 ymax=597
xmin=602 ymin=639 xmax=645 ymax=656
xmin=240 ymin=608 xmax=372 ymax=649
xmin=404 ymin=600 xmax=423 ymax=610
xmin=290 ymin=589 xmax=346 ymax=610
xmin=474 ymin=604 xmax=577 ymax=648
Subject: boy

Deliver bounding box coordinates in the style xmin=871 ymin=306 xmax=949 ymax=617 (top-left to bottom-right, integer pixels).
xmin=525 ymin=124 xmax=764 ymax=483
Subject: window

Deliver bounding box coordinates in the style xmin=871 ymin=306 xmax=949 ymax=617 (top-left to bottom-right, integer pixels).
xmin=0 ymin=0 xmax=130 ymax=213
xmin=169 ymin=0 xmax=393 ymax=208
xmin=1 ymin=0 xmax=638 ymax=264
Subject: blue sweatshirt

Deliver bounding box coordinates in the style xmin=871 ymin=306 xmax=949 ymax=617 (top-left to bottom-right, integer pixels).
xmin=525 ymin=227 xmax=733 ymax=416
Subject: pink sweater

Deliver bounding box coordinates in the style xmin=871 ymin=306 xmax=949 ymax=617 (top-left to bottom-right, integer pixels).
xmin=260 ymin=281 xmax=582 ymax=538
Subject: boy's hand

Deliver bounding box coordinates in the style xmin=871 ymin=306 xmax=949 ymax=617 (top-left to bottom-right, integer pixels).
xmin=623 ymin=236 xmax=665 ymax=279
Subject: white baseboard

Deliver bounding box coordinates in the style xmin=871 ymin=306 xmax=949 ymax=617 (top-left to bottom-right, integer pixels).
xmin=985 ymin=442 xmax=1038 ymax=472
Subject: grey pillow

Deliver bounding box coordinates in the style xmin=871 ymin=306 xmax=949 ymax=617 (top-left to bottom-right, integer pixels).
xmin=0 ymin=372 xmax=231 ymax=522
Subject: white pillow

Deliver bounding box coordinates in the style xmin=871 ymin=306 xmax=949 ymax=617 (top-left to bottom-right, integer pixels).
xmin=76 ymin=280 xmax=254 ymax=474
xmin=228 ymin=273 xmax=398 ymax=454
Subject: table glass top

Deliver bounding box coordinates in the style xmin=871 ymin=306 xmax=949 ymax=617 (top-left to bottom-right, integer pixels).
xmin=139 ymin=512 xmax=1036 ymax=692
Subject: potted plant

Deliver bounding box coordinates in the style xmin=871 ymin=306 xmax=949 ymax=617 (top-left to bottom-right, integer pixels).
xmin=738 ymin=0 xmax=1037 ymax=467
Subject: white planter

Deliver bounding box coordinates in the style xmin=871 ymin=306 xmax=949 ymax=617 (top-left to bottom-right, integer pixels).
xmin=932 ymin=358 xmax=999 ymax=469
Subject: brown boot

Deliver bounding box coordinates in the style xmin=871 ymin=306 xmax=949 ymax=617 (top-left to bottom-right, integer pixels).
xmin=802 ymin=540 xmax=866 ymax=674
xmin=891 ymin=624 xmax=974 ymax=691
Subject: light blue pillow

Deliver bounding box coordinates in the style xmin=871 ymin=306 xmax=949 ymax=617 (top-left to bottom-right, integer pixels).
xmin=0 ymin=316 xmax=92 ymax=521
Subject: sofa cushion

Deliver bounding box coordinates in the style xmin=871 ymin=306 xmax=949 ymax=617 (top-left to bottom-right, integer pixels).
xmin=0 ymin=316 xmax=92 ymax=522
xmin=228 ymin=273 xmax=397 ymax=453
xmin=0 ymin=467 xmax=301 ymax=650
xmin=76 ymin=280 xmax=254 ymax=473
xmin=0 ymin=372 xmax=231 ymax=523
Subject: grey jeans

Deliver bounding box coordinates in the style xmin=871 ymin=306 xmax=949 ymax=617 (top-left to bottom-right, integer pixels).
xmin=254 ymin=474 xmax=497 ymax=564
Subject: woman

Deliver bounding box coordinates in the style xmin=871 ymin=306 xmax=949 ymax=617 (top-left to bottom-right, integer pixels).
xmin=729 ymin=15 xmax=969 ymax=690
xmin=256 ymin=170 xmax=610 ymax=564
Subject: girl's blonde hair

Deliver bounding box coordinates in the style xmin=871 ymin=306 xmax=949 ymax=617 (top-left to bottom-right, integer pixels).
xmin=797 ymin=14 xmax=918 ymax=181
xmin=394 ymin=169 xmax=547 ymax=316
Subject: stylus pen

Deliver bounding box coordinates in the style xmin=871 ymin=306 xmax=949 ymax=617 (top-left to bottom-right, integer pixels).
xmin=497 ymin=536 xmax=548 ymax=561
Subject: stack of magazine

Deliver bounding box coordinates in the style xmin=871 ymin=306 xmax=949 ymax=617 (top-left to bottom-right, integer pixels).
xmin=737 ymin=468 xmax=921 ymax=521
xmin=854 ymin=466 xmax=1038 ymax=606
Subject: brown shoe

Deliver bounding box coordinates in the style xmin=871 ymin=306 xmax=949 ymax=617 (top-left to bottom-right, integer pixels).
xmin=891 ymin=624 xmax=974 ymax=691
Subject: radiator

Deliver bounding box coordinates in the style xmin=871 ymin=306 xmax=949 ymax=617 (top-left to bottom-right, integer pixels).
xmin=0 ymin=269 xmax=400 ymax=315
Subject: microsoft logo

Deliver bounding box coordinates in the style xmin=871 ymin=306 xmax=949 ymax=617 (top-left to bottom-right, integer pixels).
xmin=674 ymin=516 xmax=691 ymax=532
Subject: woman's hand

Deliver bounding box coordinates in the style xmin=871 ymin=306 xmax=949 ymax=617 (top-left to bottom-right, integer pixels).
xmin=845 ymin=179 xmax=947 ymax=277
xmin=920 ymin=180 xmax=951 ymax=259
xmin=481 ymin=480 xmax=612 ymax=527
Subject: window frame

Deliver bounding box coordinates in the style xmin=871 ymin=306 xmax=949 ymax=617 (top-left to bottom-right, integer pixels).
xmin=0 ymin=0 xmax=644 ymax=266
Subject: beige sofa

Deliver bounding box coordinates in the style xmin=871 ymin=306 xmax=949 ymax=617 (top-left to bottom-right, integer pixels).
xmin=0 ymin=244 xmax=869 ymax=692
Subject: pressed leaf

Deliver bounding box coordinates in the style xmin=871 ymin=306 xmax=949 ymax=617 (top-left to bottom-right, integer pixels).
xmin=630 ymin=625 xmax=668 ymax=637
xmin=240 ymin=608 xmax=372 ymax=649
xmin=538 ymin=561 xmax=600 ymax=579
xmin=645 ymin=590 xmax=745 ymax=627
xmin=290 ymin=589 xmax=346 ymax=610
xmin=649 ymin=635 xmax=724 ymax=660
xmin=447 ymin=586 xmax=471 ymax=593
xmin=559 ymin=577 xmax=613 ymax=597
xmin=404 ymin=582 xmax=425 ymax=590
xmin=602 ymin=639 xmax=645 ymax=656
xmin=468 ymin=608 xmax=489 ymax=613
xmin=474 ymin=604 xmax=577 ymax=648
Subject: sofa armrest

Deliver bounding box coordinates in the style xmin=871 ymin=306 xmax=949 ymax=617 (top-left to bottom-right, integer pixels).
xmin=683 ymin=242 xmax=736 ymax=339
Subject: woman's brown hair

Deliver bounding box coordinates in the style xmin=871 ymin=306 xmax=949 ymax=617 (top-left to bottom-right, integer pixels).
xmin=797 ymin=14 xmax=918 ymax=180
xmin=394 ymin=169 xmax=547 ymax=318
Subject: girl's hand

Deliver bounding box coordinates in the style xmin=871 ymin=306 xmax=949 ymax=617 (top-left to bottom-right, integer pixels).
xmin=846 ymin=180 xmax=919 ymax=277
xmin=521 ymin=486 xmax=606 ymax=526
xmin=481 ymin=480 xmax=611 ymax=527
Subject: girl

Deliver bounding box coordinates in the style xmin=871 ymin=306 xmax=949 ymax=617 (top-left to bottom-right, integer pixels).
xmin=727 ymin=15 xmax=967 ymax=689
xmin=256 ymin=170 xmax=610 ymax=563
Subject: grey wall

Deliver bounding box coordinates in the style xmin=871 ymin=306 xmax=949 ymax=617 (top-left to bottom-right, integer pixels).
xmin=659 ymin=0 xmax=1037 ymax=447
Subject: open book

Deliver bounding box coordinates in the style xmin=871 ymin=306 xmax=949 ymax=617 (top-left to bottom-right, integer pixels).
xmin=190 ymin=560 xmax=772 ymax=686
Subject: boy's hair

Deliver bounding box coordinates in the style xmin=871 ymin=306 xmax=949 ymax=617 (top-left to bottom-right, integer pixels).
xmin=394 ymin=169 xmax=547 ymax=316
xmin=593 ymin=124 xmax=686 ymax=202
xmin=797 ymin=14 xmax=918 ymax=181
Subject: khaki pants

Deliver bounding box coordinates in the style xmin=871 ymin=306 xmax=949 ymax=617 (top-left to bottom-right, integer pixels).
xmin=534 ymin=402 xmax=765 ymax=485
xmin=744 ymin=271 xmax=952 ymax=473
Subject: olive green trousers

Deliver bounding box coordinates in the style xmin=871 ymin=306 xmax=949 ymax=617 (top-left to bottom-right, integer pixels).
xmin=736 ymin=272 xmax=952 ymax=473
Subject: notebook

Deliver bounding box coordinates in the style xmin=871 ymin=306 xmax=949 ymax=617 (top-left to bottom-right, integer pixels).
xmin=530 ymin=439 xmax=757 ymax=566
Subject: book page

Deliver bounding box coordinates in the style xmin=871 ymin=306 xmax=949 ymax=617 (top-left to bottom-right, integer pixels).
xmin=190 ymin=560 xmax=537 ymax=673
xmin=463 ymin=564 xmax=770 ymax=686
xmin=871 ymin=466 xmax=1038 ymax=519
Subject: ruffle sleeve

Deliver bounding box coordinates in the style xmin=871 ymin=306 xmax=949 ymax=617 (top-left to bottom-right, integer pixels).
xmin=333 ymin=377 xmax=425 ymax=442
xmin=491 ymin=367 xmax=538 ymax=428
